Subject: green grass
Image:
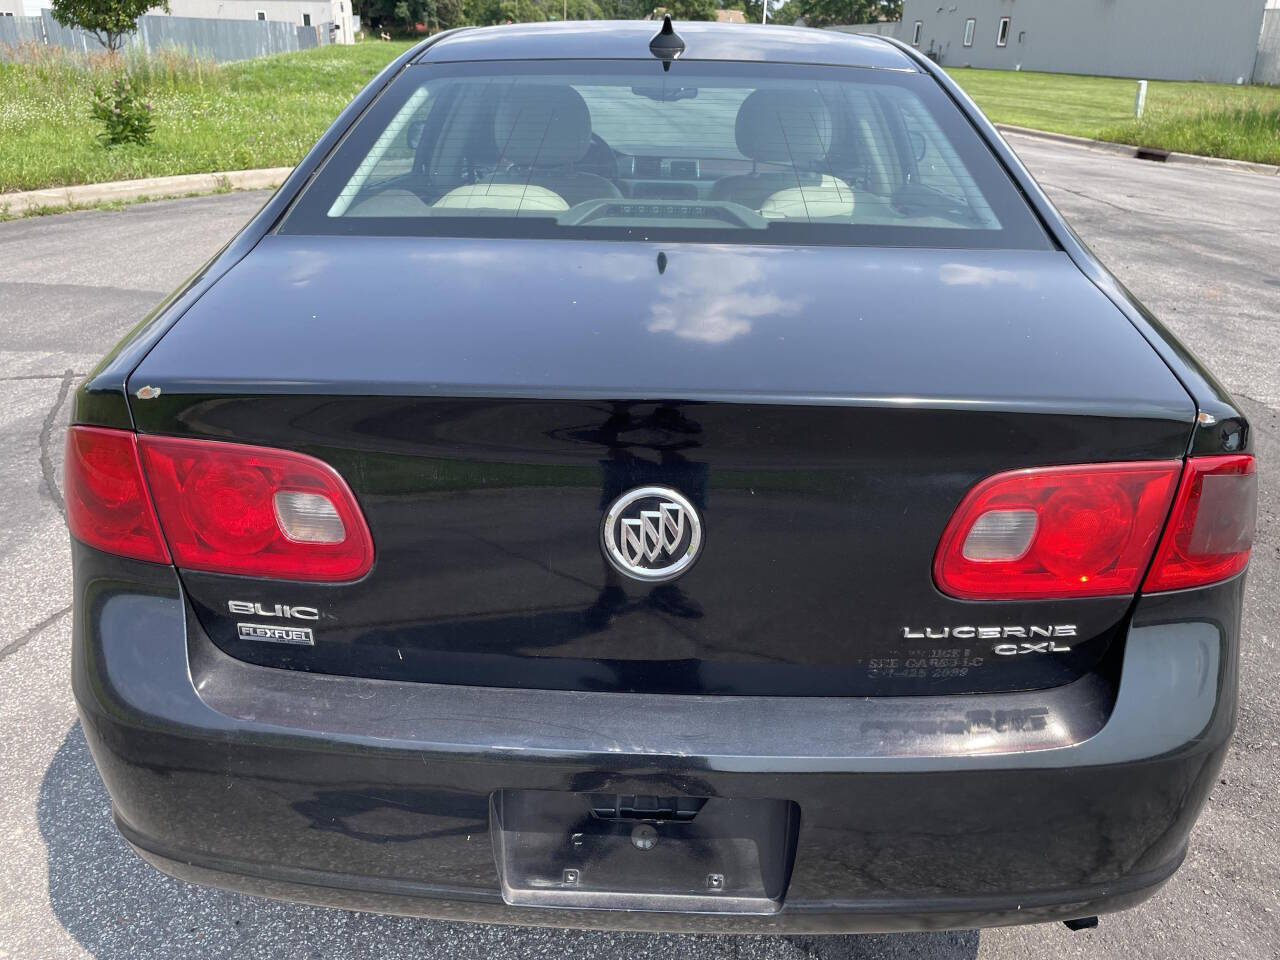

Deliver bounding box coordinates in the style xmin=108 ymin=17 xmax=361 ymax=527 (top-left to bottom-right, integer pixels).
xmin=3 ymin=49 xmax=1279 ymax=194
xmin=948 ymin=67 xmax=1280 ymax=166
xmin=0 ymin=41 xmax=413 ymax=193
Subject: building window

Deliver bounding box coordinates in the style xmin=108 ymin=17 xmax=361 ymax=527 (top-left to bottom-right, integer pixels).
xmin=911 ymin=20 xmax=923 ymax=46
xmin=996 ymin=17 xmax=1010 ymax=47
xmin=963 ymin=18 xmax=976 ymax=47
xmin=256 ymin=9 xmax=266 ymax=19
xmin=302 ymin=12 xmax=311 ymax=24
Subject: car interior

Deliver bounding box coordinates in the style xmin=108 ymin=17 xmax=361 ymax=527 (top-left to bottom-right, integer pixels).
xmin=333 ymin=75 xmax=1000 ymax=232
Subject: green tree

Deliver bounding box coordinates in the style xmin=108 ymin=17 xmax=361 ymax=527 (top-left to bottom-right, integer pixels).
xmin=435 ymin=0 xmax=466 ymax=27
xmin=611 ymin=0 xmax=653 ymax=17
xmin=499 ymin=0 xmax=547 ymax=21
xmin=771 ymin=1 xmax=800 ymax=24
xmin=791 ymin=0 xmax=879 ymax=28
xmin=741 ymin=0 xmax=787 ymax=23
xmin=461 ymin=0 xmax=491 ymax=23
xmin=564 ymin=0 xmax=604 ymax=19
xmin=666 ymin=0 xmax=715 ymax=20
xmin=463 ymin=0 xmax=604 ymax=22
xmin=50 ymin=0 xmax=168 ymax=51
xmin=360 ymin=0 xmax=437 ymax=31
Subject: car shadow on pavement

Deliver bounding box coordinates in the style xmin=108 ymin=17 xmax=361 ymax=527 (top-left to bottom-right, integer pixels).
xmin=39 ymin=723 xmax=980 ymax=960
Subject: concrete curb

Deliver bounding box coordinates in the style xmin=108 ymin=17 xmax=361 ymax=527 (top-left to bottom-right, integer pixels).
xmin=0 ymin=167 xmax=294 ymax=217
xmin=995 ymin=124 xmax=1280 ymax=177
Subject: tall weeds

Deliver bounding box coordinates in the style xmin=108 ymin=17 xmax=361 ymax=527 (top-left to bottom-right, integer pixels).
xmin=0 ymin=40 xmax=219 ymax=90
xmin=1099 ymin=97 xmax=1280 ymax=166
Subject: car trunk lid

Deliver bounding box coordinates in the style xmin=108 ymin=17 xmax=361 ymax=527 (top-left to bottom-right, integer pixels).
xmin=127 ymin=236 xmax=1195 ymax=696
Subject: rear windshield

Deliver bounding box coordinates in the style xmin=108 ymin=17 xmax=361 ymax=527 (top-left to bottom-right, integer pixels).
xmin=281 ymin=59 xmax=1049 ymax=249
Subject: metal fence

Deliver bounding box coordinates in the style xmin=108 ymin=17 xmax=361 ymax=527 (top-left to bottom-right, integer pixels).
xmin=0 ymin=12 xmax=331 ymax=63
xmin=1256 ymin=10 xmax=1280 ymax=85
xmin=0 ymin=14 xmax=42 ymax=49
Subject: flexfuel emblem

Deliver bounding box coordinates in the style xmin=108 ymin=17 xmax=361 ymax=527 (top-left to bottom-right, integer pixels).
xmin=236 ymin=623 xmax=315 ymax=646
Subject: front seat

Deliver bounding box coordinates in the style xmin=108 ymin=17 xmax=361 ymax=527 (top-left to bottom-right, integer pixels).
xmin=711 ymin=89 xmax=854 ymax=221
xmin=483 ymin=84 xmax=622 ymax=208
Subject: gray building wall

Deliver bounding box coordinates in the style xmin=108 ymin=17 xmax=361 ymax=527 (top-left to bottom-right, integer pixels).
xmin=898 ymin=0 xmax=1268 ymax=84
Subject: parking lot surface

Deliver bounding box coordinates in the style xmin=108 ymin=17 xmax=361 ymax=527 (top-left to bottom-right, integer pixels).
xmin=1 ymin=133 xmax=1277 ymax=959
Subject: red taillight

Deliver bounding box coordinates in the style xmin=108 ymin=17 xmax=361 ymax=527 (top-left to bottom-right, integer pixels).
xmin=65 ymin=426 xmax=170 ymax=564
xmin=137 ymin=435 xmax=374 ymax=582
xmin=934 ymin=461 xmax=1183 ymax=600
xmin=1143 ymin=454 xmax=1256 ymax=593
xmin=66 ymin=425 xmax=373 ymax=581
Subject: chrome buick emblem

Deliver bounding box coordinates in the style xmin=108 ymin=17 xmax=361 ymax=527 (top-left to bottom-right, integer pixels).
xmin=601 ymin=486 xmax=702 ymax=582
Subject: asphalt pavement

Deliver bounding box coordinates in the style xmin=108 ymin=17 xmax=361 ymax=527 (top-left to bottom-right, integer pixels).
xmin=1 ymin=133 xmax=1278 ymax=959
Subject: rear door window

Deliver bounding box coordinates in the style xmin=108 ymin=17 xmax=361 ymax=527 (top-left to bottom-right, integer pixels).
xmin=283 ymin=59 xmax=1049 ymax=250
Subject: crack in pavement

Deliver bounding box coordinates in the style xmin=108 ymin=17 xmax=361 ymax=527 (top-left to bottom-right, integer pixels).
xmin=0 ymin=377 xmax=78 ymax=667
xmin=39 ymin=369 xmax=74 ymax=520
xmin=0 ymin=372 xmax=85 ymax=382
xmin=0 ymin=604 xmax=72 ymax=664
xmin=1238 ymin=393 xmax=1280 ymax=411
xmin=0 ymin=280 xmax=170 ymax=299
xmin=1040 ymin=180 xmax=1280 ymax=237
xmin=1041 ymin=180 xmax=1141 ymax=215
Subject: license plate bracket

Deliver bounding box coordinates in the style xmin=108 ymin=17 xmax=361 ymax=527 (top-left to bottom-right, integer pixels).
xmin=491 ymin=789 xmax=799 ymax=914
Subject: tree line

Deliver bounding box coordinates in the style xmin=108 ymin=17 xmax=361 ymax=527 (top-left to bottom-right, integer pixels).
xmin=360 ymin=0 xmax=902 ymax=33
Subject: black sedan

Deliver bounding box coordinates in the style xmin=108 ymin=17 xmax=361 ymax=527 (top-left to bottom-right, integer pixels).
xmin=66 ymin=20 xmax=1255 ymax=934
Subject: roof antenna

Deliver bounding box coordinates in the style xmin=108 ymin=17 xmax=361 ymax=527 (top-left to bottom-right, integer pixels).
xmin=649 ymin=14 xmax=685 ymax=72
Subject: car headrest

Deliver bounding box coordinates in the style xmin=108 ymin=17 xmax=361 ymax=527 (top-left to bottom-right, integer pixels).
xmin=494 ymin=84 xmax=593 ymax=167
xmin=735 ymin=89 xmax=833 ymax=166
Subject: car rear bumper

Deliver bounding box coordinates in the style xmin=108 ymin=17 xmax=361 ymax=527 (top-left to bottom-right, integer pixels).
xmin=72 ymin=545 xmax=1240 ymax=933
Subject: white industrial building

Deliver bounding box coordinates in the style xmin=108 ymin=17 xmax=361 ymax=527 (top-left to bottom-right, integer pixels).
xmin=837 ymin=0 xmax=1280 ymax=86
